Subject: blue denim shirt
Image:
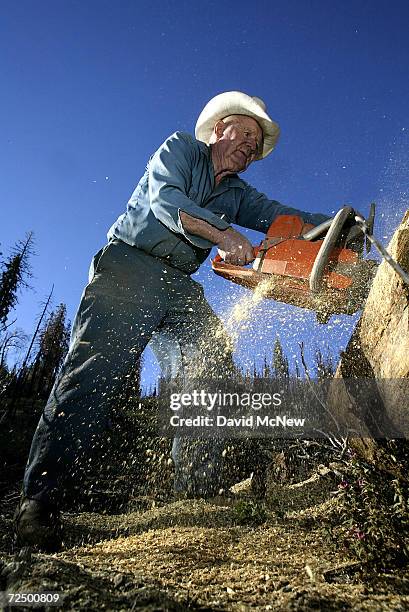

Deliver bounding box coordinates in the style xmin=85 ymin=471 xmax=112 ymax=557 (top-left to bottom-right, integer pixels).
xmin=108 ymin=131 xmax=329 ymax=274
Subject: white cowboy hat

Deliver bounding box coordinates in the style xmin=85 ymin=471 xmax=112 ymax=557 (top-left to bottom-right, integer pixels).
xmin=195 ymin=91 xmax=280 ymax=159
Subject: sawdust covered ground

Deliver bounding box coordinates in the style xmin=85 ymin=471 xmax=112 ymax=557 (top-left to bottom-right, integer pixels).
xmin=2 ymin=481 xmax=409 ymax=611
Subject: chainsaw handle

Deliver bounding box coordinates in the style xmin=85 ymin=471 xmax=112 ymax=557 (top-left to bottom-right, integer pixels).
xmin=302 ymin=219 xmax=333 ymax=241
xmin=310 ymin=206 xmax=353 ymax=293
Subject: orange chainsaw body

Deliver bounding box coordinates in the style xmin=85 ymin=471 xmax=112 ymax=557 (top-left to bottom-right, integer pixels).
xmin=212 ymin=214 xmax=376 ymax=319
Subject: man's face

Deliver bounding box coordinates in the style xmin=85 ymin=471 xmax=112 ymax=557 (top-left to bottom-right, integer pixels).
xmin=214 ymin=115 xmax=264 ymax=173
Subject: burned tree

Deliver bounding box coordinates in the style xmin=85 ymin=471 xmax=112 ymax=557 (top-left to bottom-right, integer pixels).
xmin=29 ymin=303 xmax=71 ymax=398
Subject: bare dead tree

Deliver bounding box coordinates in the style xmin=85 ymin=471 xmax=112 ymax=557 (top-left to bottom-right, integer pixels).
xmin=0 ymin=287 xmax=54 ymax=422
xmin=299 ymin=341 xmax=348 ymax=458
xmin=0 ymin=328 xmax=28 ymax=368
xmin=19 ymin=286 xmax=54 ymax=376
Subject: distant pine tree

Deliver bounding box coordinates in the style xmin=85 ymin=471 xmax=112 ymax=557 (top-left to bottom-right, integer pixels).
xmin=262 ymin=356 xmax=271 ymax=378
xmin=314 ymin=348 xmax=335 ymax=380
xmin=272 ymin=337 xmax=289 ymax=379
xmin=0 ymin=233 xmax=34 ymax=330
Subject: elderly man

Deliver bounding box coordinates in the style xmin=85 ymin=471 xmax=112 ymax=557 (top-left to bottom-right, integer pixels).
xmin=15 ymin=91 xmax=329 ymax=551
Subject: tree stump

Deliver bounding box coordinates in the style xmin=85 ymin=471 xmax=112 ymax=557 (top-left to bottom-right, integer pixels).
xmin=328 ymin=210 xmax=409 ymax=476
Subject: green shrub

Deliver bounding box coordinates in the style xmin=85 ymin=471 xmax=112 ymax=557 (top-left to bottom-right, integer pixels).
xmin=233 ymin=500 xmax=267 ymax=526
xmin=338 ymin=455 xmax=409 ymax=567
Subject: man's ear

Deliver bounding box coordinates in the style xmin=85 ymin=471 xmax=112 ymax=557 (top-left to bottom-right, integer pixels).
xmin=213 ymin=120 xmax=226 ymax=141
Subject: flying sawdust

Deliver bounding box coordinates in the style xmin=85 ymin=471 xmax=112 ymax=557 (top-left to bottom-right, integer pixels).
xmin=217 ymin=276 xmax=279 ymax=349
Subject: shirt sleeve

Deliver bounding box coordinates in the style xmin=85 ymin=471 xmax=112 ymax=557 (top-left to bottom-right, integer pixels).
xmin=149 ymin=132 xmax=231 ymax=249
xmin=236 ymin=181 xmax=331 ymax=233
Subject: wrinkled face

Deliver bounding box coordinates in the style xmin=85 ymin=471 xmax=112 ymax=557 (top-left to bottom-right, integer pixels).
xmin=214 ymin=115 xmax=264 ymax=173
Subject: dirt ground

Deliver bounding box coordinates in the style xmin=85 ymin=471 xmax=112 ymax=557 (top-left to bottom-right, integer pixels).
xmin=2 ymin=474 xmax=409 ymax=612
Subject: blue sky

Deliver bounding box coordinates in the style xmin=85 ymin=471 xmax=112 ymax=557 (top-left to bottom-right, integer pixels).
xmin=1 ymin=0 xmax=409 ymax=386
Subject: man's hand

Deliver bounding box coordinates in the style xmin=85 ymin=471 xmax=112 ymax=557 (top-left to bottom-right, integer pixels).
xmin=179 ymin=212 xmax=255 ymax=266
xmin=217 ymin=227 xmax=255 ymax=266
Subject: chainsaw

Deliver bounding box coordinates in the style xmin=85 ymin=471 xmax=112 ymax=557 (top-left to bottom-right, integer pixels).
xmin=212 ymin=205 xmax=383 ymax=323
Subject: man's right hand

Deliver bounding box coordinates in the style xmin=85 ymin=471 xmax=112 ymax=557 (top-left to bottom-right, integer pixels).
xmin=217 ymin=227 xmax=255 ymax=266
xmin=178 ymin=211 xmax=255 ymax=266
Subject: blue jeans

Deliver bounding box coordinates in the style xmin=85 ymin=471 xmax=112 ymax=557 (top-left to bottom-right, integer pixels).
xmin=23 ymin=240 xmax=234 ymax=505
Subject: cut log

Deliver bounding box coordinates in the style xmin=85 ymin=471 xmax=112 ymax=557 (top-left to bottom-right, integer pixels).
xmin=329 ymin=210 xmax=409 ymax=475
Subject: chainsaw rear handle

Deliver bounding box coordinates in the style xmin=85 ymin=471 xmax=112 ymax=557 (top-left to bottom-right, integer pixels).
xmin=309 ymin=206 xmax=354 ymax=293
